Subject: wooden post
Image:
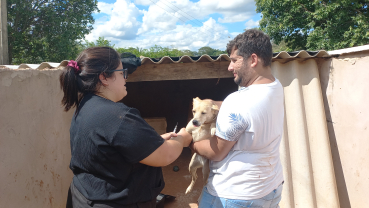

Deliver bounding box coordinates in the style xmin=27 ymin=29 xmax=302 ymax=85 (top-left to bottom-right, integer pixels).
xmin=0 ymin=0 xmax=9 ymax=65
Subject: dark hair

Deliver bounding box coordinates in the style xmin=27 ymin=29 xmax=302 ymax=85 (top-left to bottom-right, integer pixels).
xmin=59 ymin=47 xmax=120 ymax=111
xmin=226 ymin=29 xmax=272 ymax=67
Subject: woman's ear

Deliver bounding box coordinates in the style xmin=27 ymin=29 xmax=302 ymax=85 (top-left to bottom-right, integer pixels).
xmin=99 ymin=73 xmax=109 ymax=86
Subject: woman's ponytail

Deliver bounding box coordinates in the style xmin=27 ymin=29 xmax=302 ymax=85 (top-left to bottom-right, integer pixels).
xmin=59 ymin=61 xmax=81 ymax=112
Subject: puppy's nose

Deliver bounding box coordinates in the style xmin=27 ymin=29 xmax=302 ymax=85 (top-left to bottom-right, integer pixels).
xmin=193 ymin=120 xmax=200 ymax=126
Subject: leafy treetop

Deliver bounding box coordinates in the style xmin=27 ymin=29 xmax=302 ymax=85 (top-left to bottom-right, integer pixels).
xmin=256 ymin=0 xmax=369 ymax=51
xmin=8 ymin=0 xmax=98 ymax=64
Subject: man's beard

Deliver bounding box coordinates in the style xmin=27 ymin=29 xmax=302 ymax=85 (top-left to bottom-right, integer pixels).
xmin=234 ymin=63 xmax=251 ymax=86
xmin=234 ymin=74 xmax=243 ymax=85
xmin=234 ymin=66 xmax=247 ymax=86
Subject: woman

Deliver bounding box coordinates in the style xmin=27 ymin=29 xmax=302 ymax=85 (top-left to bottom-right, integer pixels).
xmin=60 ymin=47 xmax=192 ymax=208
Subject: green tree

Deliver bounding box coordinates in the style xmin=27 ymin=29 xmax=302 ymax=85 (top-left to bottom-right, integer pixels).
xmin=198 ymin=46 xmax=226 ymax=56
xmin=116 ymin=45 xmax=200 ymax=58
xmin=8 ymin=0 xmax=98 ymax=64
xmin=112 ymin=39 xmax=226 ymax=58
xmin=272 ymin=40 xmax=288 ymax=53
xmin=116 ymin=47 xmax=144 ymax=57
xmin=181 ymin=49 xmax=198 ymax=56
xmin=84 ymin=37 xmax=115 ymax=48
xmin=256 ymin=0 xmax=369 ymax=51
xmin=76 ymin=37 xmax=115 ymax=55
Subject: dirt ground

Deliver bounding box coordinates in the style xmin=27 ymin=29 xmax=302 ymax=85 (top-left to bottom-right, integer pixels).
xmin=161 ymin=147 xmax=204 ymax=208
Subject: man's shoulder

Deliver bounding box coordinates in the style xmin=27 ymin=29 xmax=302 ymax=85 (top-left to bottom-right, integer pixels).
xmin=223 ymin=89 xmax=243 ymax=102
xmin=243 ymin=79 xmax=283 ymax=98
xmin=222 ymin=87 xmax=254 ymax=106
xmin=218 ymin=91 xmax=250 ymax=117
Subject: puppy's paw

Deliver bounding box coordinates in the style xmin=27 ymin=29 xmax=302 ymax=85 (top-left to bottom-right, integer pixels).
xmin=186 ymin=121 xmax=196 ymax=133
xmin=185 ymin=185 xmax=193 ymax=195
xmin=186 ymin=126 xmax=194 ymax=134
xmin=211 ymin=128 xmax=216 ymax=136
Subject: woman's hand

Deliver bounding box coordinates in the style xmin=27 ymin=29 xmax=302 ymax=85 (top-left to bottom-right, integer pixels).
xmin=161 ymin=132 xmax=177 ymax=140
xmin=176 ymin=128 xmax=193 ymax=147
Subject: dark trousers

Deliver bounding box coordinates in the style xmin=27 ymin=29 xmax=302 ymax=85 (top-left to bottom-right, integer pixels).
xmin=66 ymin=182 xmax=156 ymax=208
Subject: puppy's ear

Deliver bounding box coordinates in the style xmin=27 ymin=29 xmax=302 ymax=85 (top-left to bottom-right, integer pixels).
xmin=193 ymin=97 xmax=201 ymax=104
xmin=212 ymin=104 xmax=219 ymax=111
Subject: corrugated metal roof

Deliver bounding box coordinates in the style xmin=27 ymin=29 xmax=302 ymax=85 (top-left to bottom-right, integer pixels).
xmin=0 ymin=50 xmax=331 ymax=70
xmin=0 ymin=60 xmax=68 ymax=70
xmin=328 ymin=44 xmax=369 ymax=55
xmin=141 ymin=50 xmax=331 ymax=64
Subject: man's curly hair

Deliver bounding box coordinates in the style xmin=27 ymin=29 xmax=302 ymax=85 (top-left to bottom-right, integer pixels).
xmin=226 ymin=29 xmax=272 ymax=67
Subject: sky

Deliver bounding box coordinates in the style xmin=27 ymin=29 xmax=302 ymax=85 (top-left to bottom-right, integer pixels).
xmin=86 ymin=0 xmax=261 ymax=51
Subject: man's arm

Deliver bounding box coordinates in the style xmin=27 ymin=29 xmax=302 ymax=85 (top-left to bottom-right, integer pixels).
xmin=191 ymin=135 xmax=236 ymax=161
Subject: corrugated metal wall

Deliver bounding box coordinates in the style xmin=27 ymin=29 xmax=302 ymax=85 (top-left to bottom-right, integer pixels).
xmin=273 ymin=60 xmax=340 ymax=208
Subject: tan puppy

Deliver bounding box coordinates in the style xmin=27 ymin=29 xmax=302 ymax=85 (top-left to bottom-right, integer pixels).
xmin=185 ymin=97 xmax=219 ymax=194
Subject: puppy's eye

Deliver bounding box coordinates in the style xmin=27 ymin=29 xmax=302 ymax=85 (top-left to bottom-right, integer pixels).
xmin=201 ymin=112 xmax=206 ymax=115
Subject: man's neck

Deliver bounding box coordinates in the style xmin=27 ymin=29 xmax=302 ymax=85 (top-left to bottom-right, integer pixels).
xmin=253 ymin=75 xmax=275 ymax=85
xmin=249 ymin=66 xmax=275 ymax=86
xmin=242 ymin=74 xmax=275 ymax=87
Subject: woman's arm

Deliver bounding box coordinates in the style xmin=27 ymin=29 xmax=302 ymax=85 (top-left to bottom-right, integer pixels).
xmin=161 ymin=132 xmax=177 ymax=140
xmin=140 ymin=128 xmax=192 ymax=167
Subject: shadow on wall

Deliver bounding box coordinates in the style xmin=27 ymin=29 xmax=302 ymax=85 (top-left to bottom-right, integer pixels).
xmin=318 ymin=58 xmax=351 ymax=208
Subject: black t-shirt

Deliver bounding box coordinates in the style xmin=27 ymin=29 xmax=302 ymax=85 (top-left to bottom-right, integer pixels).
xmin=69 ymin=93 xmax=165 ymax=205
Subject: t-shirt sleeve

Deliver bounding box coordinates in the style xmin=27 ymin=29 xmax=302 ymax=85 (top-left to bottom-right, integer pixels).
xmin=113 ymin=108 xmax=164 ymax=164
xmin=215 ymin=96 xmax=249 ymax=141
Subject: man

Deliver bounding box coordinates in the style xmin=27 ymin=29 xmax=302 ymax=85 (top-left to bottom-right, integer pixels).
xmin=191 ymin=29 xmax=284 ymax=207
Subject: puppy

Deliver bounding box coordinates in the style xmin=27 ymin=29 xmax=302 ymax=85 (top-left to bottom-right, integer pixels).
xmin=185 ymin=97 xmax=219 ymax=194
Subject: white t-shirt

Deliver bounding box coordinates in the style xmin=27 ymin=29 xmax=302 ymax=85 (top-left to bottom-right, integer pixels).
xmin=207 ymin=79 xmax=284 ymax=200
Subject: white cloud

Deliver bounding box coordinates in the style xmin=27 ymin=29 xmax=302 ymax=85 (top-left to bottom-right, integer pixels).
xmin=86 ymin=0 xmax=141 ymax=41
xmin=137 ymin=0 xmax=201 ymax=35
xmin=115 ymin=18 xmax=234 ymax=51
xmin=86 ymin=0 xmax=257 ymax=52
xmin=97 ymin=2 xmax=114 ymax=14
xmin=137 ymin=3 xmax=178 ymax=35
xmin=134 ymin=0 xmax=152 ymax=6
xmin=198 ymin=0 xmax=256 ymax=23
xmin=137 ymin=0 xmax=256 ymax=34
xmin=218 ymin=13 xmax=254 ymax=23
xmin=245 ymin=19 xmax=259 ymax=29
